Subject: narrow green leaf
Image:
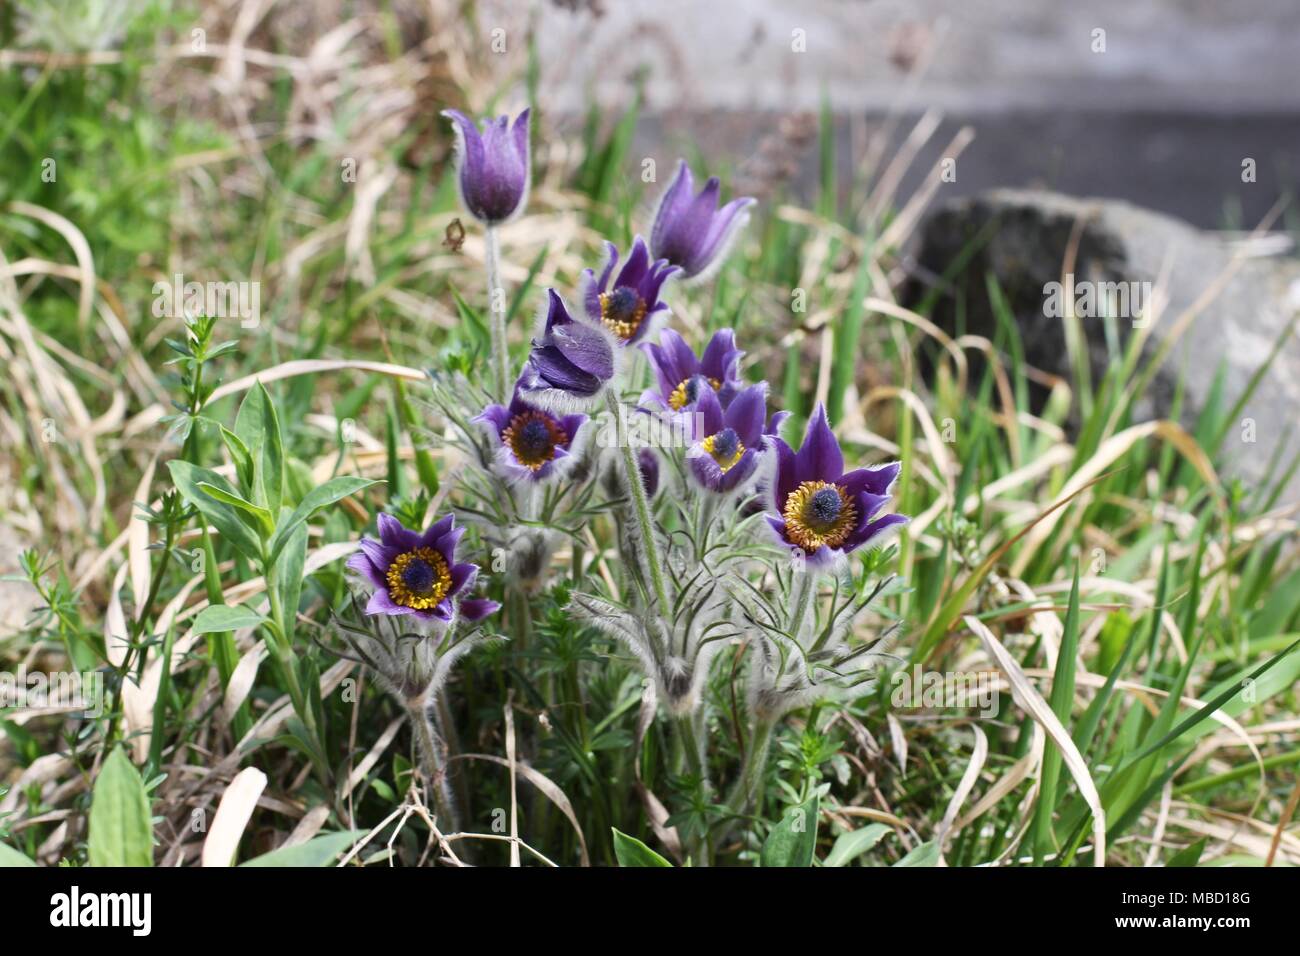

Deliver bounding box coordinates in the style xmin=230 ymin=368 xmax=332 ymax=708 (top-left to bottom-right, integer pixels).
xmin=192 ymin=604 xmax=266 ymax=635
xmin=88 ymin=747 xmax=153 ymax=867
xmin=0 ymin=843 xmax=37 ymax=867
xmin=169 ymin=460 xmax=263 ymax=562
xmin=761 ymin=794 xmax=819 ymax=867
xmin=824 ymin=823 xmax=890 ymax=867
xmin=240 ymin=830 xmax=363 ymax=867
xmin=893 ymin=840 xmax=941 ymax=867
xmin=611 ymin=828 xmax=672 ymax=867
xmin=266 ymin=476 xmax=378 ymax=565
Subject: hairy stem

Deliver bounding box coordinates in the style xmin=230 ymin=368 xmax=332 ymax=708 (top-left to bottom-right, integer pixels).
xmin=484 ymin=225 xmax=509 ymax=401
xmin=606 ymin=390 xmax=671 ymax=614
xmin=408 ymin=694 xmax=460 ymax=834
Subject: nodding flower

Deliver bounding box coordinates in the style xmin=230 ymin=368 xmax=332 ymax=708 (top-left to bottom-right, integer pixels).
xmin=766 ymin=404 xmax=908 ymax=567
xmin=474 ymin=386 xmax=589 ymax=483
xmin=517 ymin=289 xmax=620 ymax=413
xmin=441 ymin=108 xmax=530 ymax=225
xmin=640 ymin=327 xmax=745 ymax=416
xmin=650 ymin=159 xmax=755 ymax=280
xmin=579 ymin=236 xmax=679 ymax=345
xmin=346 ymin=513 xmax=500 ymax=626
xmin=685 ymin=383 xmax=769 ymax=494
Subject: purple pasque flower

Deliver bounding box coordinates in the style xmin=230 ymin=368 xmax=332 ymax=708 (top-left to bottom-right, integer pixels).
xmin=640 ymin=327 xmax=744 ymax=416
xmin=650 ymin=159 xmax=755 ymax=280
xmin=347 ymin=513 xmax=501 ymax=624
xmin=518 ymin=288 xmax=620 ymax=413
xmin=766 ymin=404 xmax=907 ymax=566
xmin=685 ymin=383 xmax=769 ymax=494
xmin=441 ymin=108 xmax=530 ymax=225
xmin=474 ymin=387 xmax=589 ymax=483
xmin=579 ymin=236 xmax=679 ymax=345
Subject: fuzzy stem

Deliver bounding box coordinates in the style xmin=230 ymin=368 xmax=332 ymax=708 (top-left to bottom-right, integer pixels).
xmin=728 ymin=716 xmax=775 ymax=816
xmin=606 ymin=390 xmax=671 ymax=615
xmin=789 ymin=568 xmax=817 ymax=642
xmin=484 ymin=225 xmax=509 ymax=402
xmin=408 ymin=695 xmax=460 ymax=833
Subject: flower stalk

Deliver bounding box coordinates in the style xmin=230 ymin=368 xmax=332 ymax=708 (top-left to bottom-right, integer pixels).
xmin=484 ymin=225 xmax=509 ymax=402
xmin=606 ymin=389 xmax=671 ymax=614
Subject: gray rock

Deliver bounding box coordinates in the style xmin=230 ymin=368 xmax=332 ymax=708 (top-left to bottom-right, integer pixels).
xmin=903 ymin=189 xmax=1300 ymax=502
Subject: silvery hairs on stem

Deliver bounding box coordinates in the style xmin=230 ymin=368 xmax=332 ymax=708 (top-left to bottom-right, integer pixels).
xmin=733 ymin=564 xmax=902 ymax=724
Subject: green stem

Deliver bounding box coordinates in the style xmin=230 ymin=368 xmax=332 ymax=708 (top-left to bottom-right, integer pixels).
xmin=728 ymin=716 xmax=775 ymax=816
xmin=606 ymin=390 xmax=670 ymax=614
xmin=484 ymin=225 xmax=509 ymax=402
xmin=408 ymin=695 xmax=460 ymax=833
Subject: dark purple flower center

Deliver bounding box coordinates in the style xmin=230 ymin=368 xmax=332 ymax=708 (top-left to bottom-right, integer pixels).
xmin=599 ymin=286 xmax=647 ymax=339
xmin=808 ymin=487 xmax=843 ymax=526
xmin=517 ymin=418 xmax=553 ymax=457
xmin=384 ymin=546 xmax=452 ymax=609
xmin=712 ymin=428 xmax=740 ymax=459
xmin=503 ymin=410 xmax=565 ymax=471
xmin=401 ymin=557 xmax=436 ymax=594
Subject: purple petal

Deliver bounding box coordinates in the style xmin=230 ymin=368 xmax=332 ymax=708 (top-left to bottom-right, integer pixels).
xmin=650 ymin=160 xmax=695 ymax=261
xmin=448 ymin=561 xmax=477 ymax=597
xmin=796 ymin=403 xmax=843 ymax=483
xmin=460 ymin=597 xmax=502 ymax=622
xmin=365 ymin=589 xmax=412 ymax=616
xmin=838 ymin=461 xmax=901 ymax=498
xmin=724 ymin=383 xmax=768 ymax=445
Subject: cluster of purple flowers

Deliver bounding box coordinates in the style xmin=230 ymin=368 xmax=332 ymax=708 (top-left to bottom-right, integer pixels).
xmin=346 ymin=107 xmax=907 ymax=627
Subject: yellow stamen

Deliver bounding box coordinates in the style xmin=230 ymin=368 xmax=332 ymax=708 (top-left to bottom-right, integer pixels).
xmin=701 ymin=432 xmax=746 ymax=472
xmin=668 ymin=376 xmax=722 ymax=411
xmin=599 ymin=289 xmax=648 ymax=340
xmin=385 ymin=547 xmax=453 ymax=610
xmin=782 ymin=480 xmax=857 ymax=551
xmin=501 ymin=411 xmax=567 ymax=471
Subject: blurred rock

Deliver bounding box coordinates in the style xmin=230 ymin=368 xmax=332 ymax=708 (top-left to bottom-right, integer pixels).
xmin=904 ymin=189 xmax=1300 ymax=501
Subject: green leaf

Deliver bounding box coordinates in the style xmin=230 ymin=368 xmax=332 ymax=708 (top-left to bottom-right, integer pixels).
xmin=168 ymin=460 xmax=263 ymax=563
xmin=893 ymin=840 xmax=941 ymax=867
xmin=196 ymin=481 xmax=274 ymax=534
xmin=1167 ymin=838 xmax=1207 ymax=868
xmin=234 ymin=382 xmax=284 ymax=514
xmin=273 ymin=511 xmax=309 ymax=647
xmin=760 ymin=794 xmax=819 ymax=867
xmin=192 ymin=604 xmax=267 ymax=635
xmin=88 ymin=747 xmax=153 ymax=867
xmin=266 ymin=475 xmax=378 ymax=565
xmin=0 ymin=843 xmax=37 ymax=867
xmin=824 ymin=823 xmax=890 ymax=867
xmin=611 ymin=828 xmax=672 ymax=867
xmin=240 ymin=830 xmax=364 ymax=867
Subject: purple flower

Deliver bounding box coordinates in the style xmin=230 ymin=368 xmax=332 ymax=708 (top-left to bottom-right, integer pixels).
xmin=640 ymin=328 xmax=744 ymax=415
xmin=579 ymin=236 xmax=679 ymax=345
xmin=518 ymin=289 xmax=620 ymax=413
xmin=685 ymin=383 xmax=769 ymax=494
xmin=346 ymin=513 xmax=501 ymax=624
xmin=766 ymin=404 xmax=907 ymax=566
xmin=474 ymin=387 xmax=589 ymax=483
xmin=650 ymin=159 xmax=755 ymax=280
xmin=441 ymin=108 xmax=530 ymax=225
